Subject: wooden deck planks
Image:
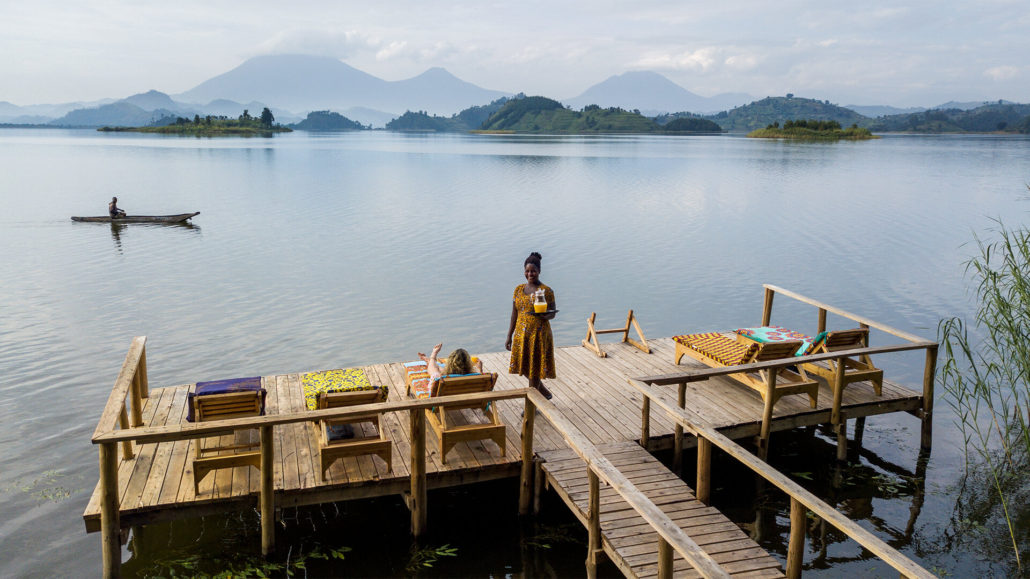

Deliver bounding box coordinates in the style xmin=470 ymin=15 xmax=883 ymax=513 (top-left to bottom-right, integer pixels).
xmin=84 ymin=336 xmax=922 ymax=563
xmin=539 ymin=441 xmax=785 ymax=578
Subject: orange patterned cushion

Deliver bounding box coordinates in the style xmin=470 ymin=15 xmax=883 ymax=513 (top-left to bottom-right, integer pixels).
xmin=674 ymin=332 xmax=759 ymax=366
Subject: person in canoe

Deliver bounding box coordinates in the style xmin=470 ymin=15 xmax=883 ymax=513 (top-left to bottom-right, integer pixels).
xmin=108 ymin=197 xmax=126 ymax=219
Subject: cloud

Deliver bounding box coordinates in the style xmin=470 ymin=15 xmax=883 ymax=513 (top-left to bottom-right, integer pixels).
xmin=254 ymin=28 xmax=383 ymax=59
xmin=984 ymin=65 xmax=1019 ymax=81
xmin=632 ymin=48 xmax=719 ymax=72
xmin=724 ymin=53 xmax=760 ymax=71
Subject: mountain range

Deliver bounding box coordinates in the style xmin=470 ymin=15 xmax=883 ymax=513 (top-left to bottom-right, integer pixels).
xmin=1 ymin=54 xmax=1022 ymax=129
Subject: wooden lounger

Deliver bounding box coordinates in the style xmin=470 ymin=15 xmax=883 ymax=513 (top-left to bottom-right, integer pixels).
xmin=312 ymin=388 xmax=392 ymax=481
xmin=801 ymin=328 xmax=883 ymax=396
xmin=674 ymin=333 xmax=819 ymax=409
xmin=423 ymin=373 xmax=506 ymax=464
xmin=192 ymin=390 xmax=264 ymax=494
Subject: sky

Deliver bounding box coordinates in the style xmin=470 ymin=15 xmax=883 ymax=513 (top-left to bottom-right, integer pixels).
xmin=2 ymin=0 xmax=1028 ymax=108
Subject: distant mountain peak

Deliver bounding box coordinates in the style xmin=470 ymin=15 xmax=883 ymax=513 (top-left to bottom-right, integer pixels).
xmin=565 ymin=71 xmax=751 ymax=114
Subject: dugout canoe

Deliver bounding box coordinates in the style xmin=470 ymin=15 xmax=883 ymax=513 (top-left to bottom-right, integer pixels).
xmin=71 ymin=212 xmax=200 ymax=223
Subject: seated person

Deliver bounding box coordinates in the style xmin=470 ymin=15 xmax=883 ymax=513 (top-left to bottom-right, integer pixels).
xmin=108 ymin=196 xmax=126 ymax=218
xmin=418 ymin=343 xmax=483 ymax=388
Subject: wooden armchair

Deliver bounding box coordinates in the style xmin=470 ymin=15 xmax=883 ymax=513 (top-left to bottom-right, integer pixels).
xmin=312 ymin=388 xmax=392 ymax=481
xmin=423 ymin=373 xmax=506 ymax=464
xmin=801 ymin=328 xmax=883 ymax=396
xmin=192 ymin=389 xmax=264 ymax=494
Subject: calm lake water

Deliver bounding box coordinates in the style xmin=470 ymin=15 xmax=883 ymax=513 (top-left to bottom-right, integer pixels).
xmin=1 ymin=129 xmax=1029 ymax=577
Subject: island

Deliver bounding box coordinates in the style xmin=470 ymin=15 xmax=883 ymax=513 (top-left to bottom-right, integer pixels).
xmin=99 ymin=108 xmax=291 ymax=136
xmin=747 ymin=119 xmax=876 ymax=140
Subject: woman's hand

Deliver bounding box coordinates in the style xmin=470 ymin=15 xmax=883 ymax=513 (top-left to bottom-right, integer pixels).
xmin=505 ymin=336 xmax=512 ymax=351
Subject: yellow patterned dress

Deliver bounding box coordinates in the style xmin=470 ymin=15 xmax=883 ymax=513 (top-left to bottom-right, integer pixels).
xmin=509 ymin=283 xmax=556 ymax=379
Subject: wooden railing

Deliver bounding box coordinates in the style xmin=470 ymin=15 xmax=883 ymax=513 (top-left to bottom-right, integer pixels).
xmin=642 ymin=285 xmax=939 ymax=461
xmin=627 ymin=378 xmax=935 ymax=579
xmin=521 ymin=390 xmax=732 ymax=579
xmin=91 ymin=336 xmax=149 ymax=461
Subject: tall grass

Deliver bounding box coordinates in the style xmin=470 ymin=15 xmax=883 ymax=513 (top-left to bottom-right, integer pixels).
xmin=940 ymin=217 xmax=1030 ymax=570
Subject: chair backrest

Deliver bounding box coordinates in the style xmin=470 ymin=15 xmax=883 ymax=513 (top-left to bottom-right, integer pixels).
xmin=434 ymin=373 xmax=498 ymax=397
xmin=194 ymin=391 xmax=263 ymax=422
xmin=750 ymin=340 xmax=802 ymax=362
xmin=318 ymin=388 xmax=387 ymax=409
xmin=820 ymin=328 xmax=869 ymax=352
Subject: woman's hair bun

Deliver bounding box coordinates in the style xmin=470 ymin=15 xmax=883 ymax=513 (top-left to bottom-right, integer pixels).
xmin=525 ymin=252 xmax=543 ymax=267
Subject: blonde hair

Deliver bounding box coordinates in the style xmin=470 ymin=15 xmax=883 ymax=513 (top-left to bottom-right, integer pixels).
xmin=444 ymin=348 xmax=473 ymax=375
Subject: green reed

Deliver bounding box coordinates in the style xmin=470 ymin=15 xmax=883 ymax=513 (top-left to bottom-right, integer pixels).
xmin=940 ymin=217 xmax=1030 ymax=569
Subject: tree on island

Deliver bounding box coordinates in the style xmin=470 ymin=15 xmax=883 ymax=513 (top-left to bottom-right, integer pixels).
xmin=260 ymin=107 xmax=275 ymax=127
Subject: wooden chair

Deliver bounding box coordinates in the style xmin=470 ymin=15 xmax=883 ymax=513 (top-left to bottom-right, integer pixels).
xmin=801 ymin=328 xmax=883 ymax=396
xmin=192 ymin=390 xmax=264 ymax=494
xmin=674 ymin=333 xmax=819 ymax=409
xmin=423 ymin=373 xmax=506 ymax=464
xmin=312 ymin=388 xmax=392 ymax=481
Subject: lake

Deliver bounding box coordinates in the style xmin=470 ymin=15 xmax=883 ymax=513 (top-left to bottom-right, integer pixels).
xmin=1 ymin=129 xmax=1028 ymax=577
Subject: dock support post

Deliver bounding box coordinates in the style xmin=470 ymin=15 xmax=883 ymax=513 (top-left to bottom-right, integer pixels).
xmin=696 ymin=437 xmax=711 ymax=506
xmin=657 ymin=537 xmax=673 ymax=579
xmin=673 ymin=383 xmax=686 ymax=474
xmin=640 ymin=396 xmax=651 ymax=448
xmin=786 ymin=497 xmax=806 ymax=579
xmin=835 ymin=421 xmax=848 ymax=462
xmin=410 ymin=408 xmax=427 ymax=537
xmin=260 ymin=425 xmax=275 ymax=556
xmin=854 ymin=416 xmax=866 ymax=449
xmin=99 ymin=442 xmax=121 ymax=579
xmin=921 ymin=344 xmax=938 ymax=451
xmin=585 ymin=470 xmax=601 ymax=578
xmin=761 ymin=287 xmax=775 ymax=326
xmin=533 ymin=460 xmax=544 ymax=515
xmin=519 ymin=398 xmax=536 ymax=516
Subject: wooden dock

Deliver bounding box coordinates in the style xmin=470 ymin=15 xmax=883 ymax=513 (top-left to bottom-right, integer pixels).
xmin=83 ymin=337 xmax=923 ymax=532
xmin=84 ymin=286 xmax=939 ymax=577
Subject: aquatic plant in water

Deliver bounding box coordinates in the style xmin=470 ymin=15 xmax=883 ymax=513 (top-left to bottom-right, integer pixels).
xmin=940 ymin=215 xmax=1030 ymax=570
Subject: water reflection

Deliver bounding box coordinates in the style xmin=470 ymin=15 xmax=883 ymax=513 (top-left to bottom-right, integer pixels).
xmin=107 ymin=221 xmax=201 ymax=253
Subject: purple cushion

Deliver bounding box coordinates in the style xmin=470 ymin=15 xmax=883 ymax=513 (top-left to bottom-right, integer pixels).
xmin=186 ymin=376 xmax=265 ymax=422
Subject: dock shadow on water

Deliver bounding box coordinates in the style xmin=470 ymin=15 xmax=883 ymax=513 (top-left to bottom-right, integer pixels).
xmin=121 ymin=478 xmax=614 ymax=578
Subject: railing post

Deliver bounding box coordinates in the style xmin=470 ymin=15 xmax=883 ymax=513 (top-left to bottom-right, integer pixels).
xmin=137 ymin=346 xmax=149 ymax=399
xmin=757 ymin=371 xmax=776 ymax=461
xmin=762 ymin=287 xmax=775 ymax=326
xmin=640 ymin=395 xmax=651 ymax=448
xmin=99 ymin=442 xmax=121 ymax=579
xmin=786 ymin=497 xmax=806 ymax=578
xmin=117 ymin=407 xmax=134 ymax=460
xmin=585 ymin=469 xmax=601 ymax=578
xmin=673 ymin=383 xmax=686 ymax=474
xmin=817 ymin=308 xmax=827 ymax=333
xmin=832 ymin=361 xmax=848 ymax=461
xmin=260 ymin=425 xmax=275 ymax=556
xmin=410 ymin=408 xmax=427 ymax=537
xmin=696 ymin=437 xmax=711 ymax=505
xmin=921 ymin=344 xmax=938 ymax=451
xmin=519 ymin=397 xmax=536 ymax=516
xmin=130 ymin=371 xmax=143 ymax=428
xmin=657 ymin=537 xmax=673 ymax=579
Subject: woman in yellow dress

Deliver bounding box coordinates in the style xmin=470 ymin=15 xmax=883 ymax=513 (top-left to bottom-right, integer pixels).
xmin=505 ymin=252 xmax=556 ymax=399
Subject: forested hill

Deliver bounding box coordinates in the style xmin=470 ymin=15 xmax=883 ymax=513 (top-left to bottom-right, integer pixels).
xmin=384 ymin=96 xmax=514 ymax=131
xmin=479 ymin=97 xmax=657 ymax=133
xmin=706 ymin=96 xmax=867 ymax=132
xmin=867 ymin=102 xmax=1030 ymax=133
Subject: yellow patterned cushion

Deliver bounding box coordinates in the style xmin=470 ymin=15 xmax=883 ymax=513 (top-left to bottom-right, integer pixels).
xmin=674 ymin=332 xmax=759 ymax=366
xmin=301 ymin=369 xmax=386 ymax=411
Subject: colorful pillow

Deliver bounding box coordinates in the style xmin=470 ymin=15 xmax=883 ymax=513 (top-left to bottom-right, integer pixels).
xmin=186 ymin=376 xmax=265 ymax=422
xmin=735 ymin=326 xmax=819 ymax=356
xmin=674 ymin=333 xmax=759 ymax=366
xmin=404 ymin=360 xmax=440 ymax=399
xmin=301 ymin=368 xmax=386 ymax=411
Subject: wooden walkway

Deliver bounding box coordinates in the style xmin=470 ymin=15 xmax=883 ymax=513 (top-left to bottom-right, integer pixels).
xmin=540 ymin=441 xmax=784 ymax=578
xmin=83 ymin=337 xmax=922 ymax=532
